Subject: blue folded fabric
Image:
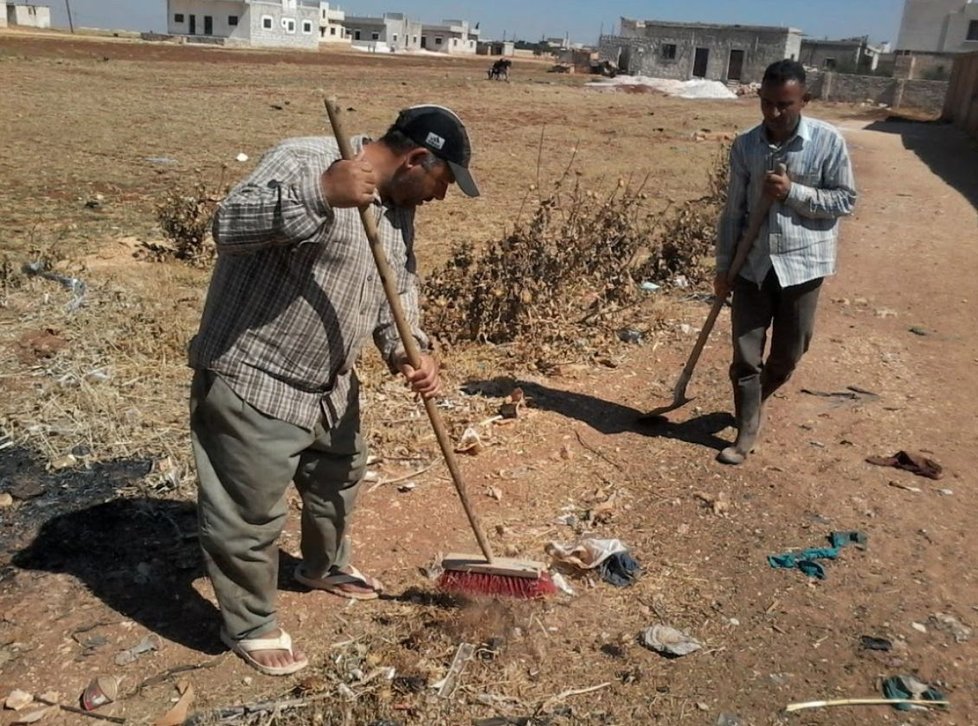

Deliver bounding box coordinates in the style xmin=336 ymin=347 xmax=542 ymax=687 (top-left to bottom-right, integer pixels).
xmin=599 ymin=551 xmax=641 ymax=587
xmin=767 ymin=547 xmax=840 ymax=580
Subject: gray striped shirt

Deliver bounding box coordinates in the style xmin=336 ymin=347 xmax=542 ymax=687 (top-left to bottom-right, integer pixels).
xmin=188 ymin=135 xmax=428 ymax=430
xmin=716 ymin=116 xmax=856 ymax=287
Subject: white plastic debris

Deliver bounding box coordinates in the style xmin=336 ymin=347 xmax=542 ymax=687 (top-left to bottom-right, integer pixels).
xmin=545 ymin=538 xmax=628 ymax=570
xmin=236 ymin=153 xmax=249 ymax=162
xmin=640 ymin=624 xmax=703 ymax=657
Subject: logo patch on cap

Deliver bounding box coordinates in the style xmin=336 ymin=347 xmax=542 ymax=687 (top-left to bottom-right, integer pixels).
xmin=425 ymin=132 xmax=446 ymax=150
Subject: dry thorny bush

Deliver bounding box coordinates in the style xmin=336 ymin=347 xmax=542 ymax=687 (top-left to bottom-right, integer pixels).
xmin=150 ymin=172 xmax=228 ymax=266
xmin=422 ymin=146 xmax=729 ymax=361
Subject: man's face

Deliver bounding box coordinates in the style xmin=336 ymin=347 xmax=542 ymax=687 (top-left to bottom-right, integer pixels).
xmin=389 ymin=150 xmax=454 ymax=209
xmin=758 ymin=80 xmax=808 ymax=139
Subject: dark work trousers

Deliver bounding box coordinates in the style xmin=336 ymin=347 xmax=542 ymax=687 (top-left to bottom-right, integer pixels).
xmin=730 ymin=270 xmax=824 ymax=405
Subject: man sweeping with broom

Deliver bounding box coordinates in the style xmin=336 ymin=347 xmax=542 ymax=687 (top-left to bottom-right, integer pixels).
xmin=188 ymin=105 xmax=479 ymax=676
xmin=714 ymin=60 xmax=856 ymax=465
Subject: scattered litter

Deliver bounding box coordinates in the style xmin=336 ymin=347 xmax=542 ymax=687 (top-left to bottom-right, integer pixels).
xmin=768 ymin=531 xmax=866 ymax=579
xmin=639 ymin=624 xmax=702 ymax=657
xmin=931 ymin=613 xmax=972 ymax=642
xmin=235 ymin=153 xmax=249 ymax=162
xmin=888 ymin=480 xmax=921 ymax=493
xmin=146 ymin=157 xmax=178 ymax=165
xmin=397 ymin=482 xmax=416 ymax=493
xmin=598 ymin=551 xmax=641 ymax=587
xmin=49 ymin=453 xmax=78 ymax=471
xmin=550 ymin=571 xmax=575 ymax=596
xmin=546 ymin=537 xmax=628 ymax=571
xmin=115 ymin=634 xmax=161 ymax=665
xmin=455 ymin=427 xmax=483 ymax=455
xmin=680 ymin=323 xmax=693 ymax=335
xmin=882 ymin=675 xmax=946 ymax=711
xmin=801 ymin=386 xmax=879 ymax=404
xmin=673 ymin=275 xmax=690 ymax=289
xmin=908 ymin=326 xmax=928 ymax=336
xmin=486 ymin=486 xmax=503 ymax=501
xmin=498 ymin=388 xmax=524 ymax=419
xmin=938 ymin=488 xmax=954 ymax=496
xmin=432 ymin=642 xmax=475 ymax=698
xmin=554 ymin=513 xmax=577 ymax=527
xmin=84 ymin=194 xmax=105 ymax=209
xmin=911 ymin=621 xmax=928 ymax=634
xmin=154 ymin=681 xmax=194 ymax=726
xmin=716 ymin=715 xmax=744 ymax=726
xmin=639 ymin=281 xmax=661 ymax=292
xmin=5 ymin=690 xmax=33 ymax=711
xmin=694 ymin=491 xmax=731 ymax=516
xmin=22 ymin=261 xmax=87 ymax=312
xmin=80 ymin=676 xmax=120 ymax=711
xmin=12 ymin=707 xmax=57 ymax=724
xmin=860 ymin=636 xmax=892 ymax=651
xmin=875 ymin=308 xmax=898 ymax=318
xmin=866 ymin=450 xmax=943 ymax=480
xmin=617 ymin=328 xmax=643 ymax=344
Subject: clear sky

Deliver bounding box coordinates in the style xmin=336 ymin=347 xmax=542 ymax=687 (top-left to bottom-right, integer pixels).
xmin=46 ymin=0 xmax=906 ymax=45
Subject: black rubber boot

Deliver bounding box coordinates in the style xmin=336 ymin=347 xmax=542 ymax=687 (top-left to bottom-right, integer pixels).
xmin=718 ymin=379 xmax=762 ymax=465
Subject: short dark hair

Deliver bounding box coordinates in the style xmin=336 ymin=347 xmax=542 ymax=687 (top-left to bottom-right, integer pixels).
xmin=763 ymin=59 xmax=806 ymax=86
xmin=378 ymin=127 xmax=440 ymax=170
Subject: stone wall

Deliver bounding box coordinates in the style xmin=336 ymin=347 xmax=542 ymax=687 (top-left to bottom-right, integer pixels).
xmin=811 ymin=72 xmax=948 ymax=113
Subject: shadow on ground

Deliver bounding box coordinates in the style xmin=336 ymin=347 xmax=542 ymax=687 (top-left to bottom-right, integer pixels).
xmin=865 ymin=118 xmax=978 ymax=213
xmin=463 ymin=377 xmax=734 ymax=452
xmin=2 ymin=446 xmax=221 ymax=653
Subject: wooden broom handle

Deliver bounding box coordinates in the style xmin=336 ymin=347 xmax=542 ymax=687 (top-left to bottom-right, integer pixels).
xmin=323 ymin=98 xmax=495 ymax=564
xmin=676 ymin=186 xmax=776 ymax=379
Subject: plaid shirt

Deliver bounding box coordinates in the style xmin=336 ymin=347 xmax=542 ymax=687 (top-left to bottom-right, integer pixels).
xmin=717 ymin=116 xmax=856 ymax=287
xmin=188 ymin=135 xmax=429 ymax=430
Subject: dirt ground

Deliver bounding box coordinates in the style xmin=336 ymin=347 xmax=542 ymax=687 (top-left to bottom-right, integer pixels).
xmin=1 ymin=30 xmax=977 ymax=725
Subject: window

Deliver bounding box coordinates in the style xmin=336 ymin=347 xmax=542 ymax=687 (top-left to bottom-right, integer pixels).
xmin=371 ymin=31 xmax=379 ymax=40
xmin=354 ymin=30 xmax=361 ymax=39
xmin=228 ymin=15 xmax=238 ymax=27
xmin=968 ymin=20 xmax=978 ymax=41
xmin=302 ymin=20 xmax=313 ymax=34
xmin=413 ymin=35 xmax=418 ymax=43
xmin=174 ymin=13 xmax=184 ymax=23
xmin=262 ymin=15 xmax=273 ymax=29
xmin=435 ymin=36 xmax=443 ymax=45
xmin=392 ymin=33 xmax=398 ymax=43
xmin=824 ymin=57 xmax=837 ymax=69
xmin=282 ymin=17 xmax=296 ymax=33
xmin=330 ymin=27 xmax=336 ymax=35
xmin=452 ymin=38 xmax=457 ymax=46
xmin=661 ymin=43 xmax=677 ymax=60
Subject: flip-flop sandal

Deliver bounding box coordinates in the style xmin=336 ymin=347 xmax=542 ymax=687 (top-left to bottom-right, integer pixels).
xmin=220 ymin=628 xmax=309 ymax=677
xmin=294 ymin=564 xmax=384 ymax=600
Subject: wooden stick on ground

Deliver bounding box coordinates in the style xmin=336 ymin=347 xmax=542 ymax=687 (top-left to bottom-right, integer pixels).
xmin=785 ymin=697 xmax=949 ymax=713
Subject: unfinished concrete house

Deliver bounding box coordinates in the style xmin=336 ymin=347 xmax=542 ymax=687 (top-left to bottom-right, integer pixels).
xmin=800 ymin=36 xmax=888 ymax=72
xmin=600 ymin=18 xmax=803 ymax=83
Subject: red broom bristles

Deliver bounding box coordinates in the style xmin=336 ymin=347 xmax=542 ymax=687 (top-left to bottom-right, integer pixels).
xmin=436 ymin=569 xmax=558 ymax=599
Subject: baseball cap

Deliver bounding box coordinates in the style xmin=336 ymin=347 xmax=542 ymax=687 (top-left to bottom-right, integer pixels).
xmin=393 ymin=104 xmax=479 ymax=197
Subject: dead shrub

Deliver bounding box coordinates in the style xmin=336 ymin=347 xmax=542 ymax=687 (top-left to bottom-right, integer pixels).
xmin=150 ymin=174 xmax=226 ymax=266
xmin=423 ymin=146 xmax=730 ymax=359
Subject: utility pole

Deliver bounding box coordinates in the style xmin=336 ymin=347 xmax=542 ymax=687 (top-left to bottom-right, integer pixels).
xmin=65 ymin=0 xmax=75 ymax=32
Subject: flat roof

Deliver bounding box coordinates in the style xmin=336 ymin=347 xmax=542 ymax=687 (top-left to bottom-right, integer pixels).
xmin=626 ymin=18 xmax=802 ymax=34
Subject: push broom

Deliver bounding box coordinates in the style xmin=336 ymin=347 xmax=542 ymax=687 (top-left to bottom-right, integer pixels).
xmin=324 ymin=98 xmax=556 ymax=599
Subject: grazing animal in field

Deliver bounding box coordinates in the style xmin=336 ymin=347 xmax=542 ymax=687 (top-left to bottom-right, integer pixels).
xmin=487 ymin=58 xmax=512 ymax=81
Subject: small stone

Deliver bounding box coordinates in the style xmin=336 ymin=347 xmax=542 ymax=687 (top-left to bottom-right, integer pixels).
xmin=0 ymin=493 xmax=13 ymax=508
xmin=728 ymin=618 xmax=740 ymax=626
xmin=49 ymin=454 xmax=77 ymax=471
xmin=559 ymin=444 xmax=573 ymax=460
xmin=697 ymin=702 xmax=710 ymax=711
xmin=243 ymin=676 xmax=253 ymax=686
xmin=938 ymin=489 xmax=953 ymax=496
xmin=911 ymin=622 xmax=928 ymax=633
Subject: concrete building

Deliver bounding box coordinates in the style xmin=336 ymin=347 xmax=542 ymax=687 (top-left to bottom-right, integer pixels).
xmin=345 ymin=13 xmax=421 ymax=51
xmin=800 ymin=36 xmax=887 ymax=72
xmin=6 ymin=3 xmax=52 ymax=29
xmin=318 ymin=1 xmax=348 ymax=43
xmin=166 ymin=0 xmax=321 ymax=49
xmin=600 ymin=18 xmax=802 ymax=83
xmin=896 ymin=0 xmax=978 ymax=53
xmin=477 ymin=40 xmax=515 ymax=56
xmin=420 ymin=19 xmax=479 ymax=54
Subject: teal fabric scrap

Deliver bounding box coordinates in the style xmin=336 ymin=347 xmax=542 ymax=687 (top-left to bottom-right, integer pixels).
xmin=829 ymin=530 xmax=868 ymax=549
xmin=882 ymin=675 xmax=945 ymax=711
xmin=767 ymin=547 xmax=840 ymax=580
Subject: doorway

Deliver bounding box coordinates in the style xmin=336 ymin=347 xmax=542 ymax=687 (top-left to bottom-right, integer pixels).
xmin=727 ymin=49 xmax=744 ymax=81
xmin=188 ymin=14 xmax=196 ymax=35
xmin=204 ymin=16 xmax=213 ymax=35
xmin=693 ymin=47 xmax=709 ymax=78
